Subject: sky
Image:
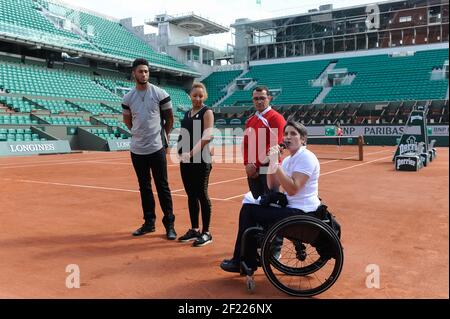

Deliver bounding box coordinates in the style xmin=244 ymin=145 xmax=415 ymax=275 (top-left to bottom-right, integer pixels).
xmin=59 ymin=0 xmax=379 ymax=49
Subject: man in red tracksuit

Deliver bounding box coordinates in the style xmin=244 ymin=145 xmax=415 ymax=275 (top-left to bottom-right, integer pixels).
xmin=242 ymin=86 xmax=286 ymax=199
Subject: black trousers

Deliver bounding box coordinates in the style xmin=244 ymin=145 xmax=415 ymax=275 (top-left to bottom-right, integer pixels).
xmin=131 ymin=148 xmax=174 ymax=226
xmin=232 ymin=204 xmax=304 ymax=264
xmin=247 ymin=173 xmax=269 ymax=199
xmin=180 ymin=163 xmax=212 ymax=233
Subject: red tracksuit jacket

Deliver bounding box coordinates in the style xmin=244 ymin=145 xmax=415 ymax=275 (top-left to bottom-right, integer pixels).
xmin=243 ymin=108 xmax=286 ymax=168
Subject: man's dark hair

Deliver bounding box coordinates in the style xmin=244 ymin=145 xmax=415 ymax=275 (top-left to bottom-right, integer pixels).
xmin=253 ymin=85 xmax=271 ymax=96
xmin=132 ymin=58 xmax=149 ymax=70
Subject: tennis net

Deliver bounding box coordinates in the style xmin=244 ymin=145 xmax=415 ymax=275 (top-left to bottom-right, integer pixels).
xmin=306 ymin=135 xmax=364 ymax=161
xmin=168 ymin=134 xmax=364 ymax=161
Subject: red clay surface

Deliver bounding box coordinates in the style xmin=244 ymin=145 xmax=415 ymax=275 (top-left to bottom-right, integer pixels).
xmin=0 ymin=145 xmax=448 ymax=299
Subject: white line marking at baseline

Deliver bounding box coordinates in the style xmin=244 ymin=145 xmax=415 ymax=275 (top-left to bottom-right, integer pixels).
xmin=0 ymin=155 xmax=128 ymax=166
xmin=222 ymin=154 xmax=393 ymax=201
xmin=320 ymin=155 xmax=393 ymax=176
xmin=0 ymin=157 xmax=131 ymax=169
xmin=170 ymin=176 xmax=247 ymax=193
xmin=0 ymin=178 xmax=228 ymax=201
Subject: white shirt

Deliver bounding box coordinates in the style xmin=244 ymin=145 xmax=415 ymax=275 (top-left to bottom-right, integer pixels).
xmin=241 ymin=146 xmax=320 ymax=212
xmin=281 ymin=147 xmax=321 ymax=212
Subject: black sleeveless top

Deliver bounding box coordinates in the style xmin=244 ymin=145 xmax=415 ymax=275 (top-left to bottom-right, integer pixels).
xmin=177 ymin=105 xmax=212 ymax=164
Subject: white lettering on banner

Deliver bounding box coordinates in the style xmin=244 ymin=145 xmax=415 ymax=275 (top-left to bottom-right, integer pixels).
xmin=397 ymin=158 xmax=417 ymax=170
xmin=116 ymin=141 xmax=130 ymax=149
xmin=9 ymin=143 xmax=56 ymax=153
xmin=364 ymin=127 xmax=404 ymax=136
xmin=340 ymin=126 xmax=416 ymax=136
xmin=430 ymin=126 xmax=449 ymax=136
xmin=410 ymin=115 xmax=423 ymax=121
xmin=399 ymin=136 xmax=417 ymax=155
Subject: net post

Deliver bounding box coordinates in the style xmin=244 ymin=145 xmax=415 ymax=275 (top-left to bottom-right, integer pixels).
xmin=358 ymin=135 xmax=364 ymax=161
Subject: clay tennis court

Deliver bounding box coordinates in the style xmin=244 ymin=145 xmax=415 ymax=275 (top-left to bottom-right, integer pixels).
xmin=0 ymin=145 xmax=448 ymax=299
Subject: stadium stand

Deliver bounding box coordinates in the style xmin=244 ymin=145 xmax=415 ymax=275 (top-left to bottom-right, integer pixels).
xmin=324 ymin=49 xmax=449 ymax=103
xmin=202 ymin=70 xmax=243 ymax=105
xmin=211 ymin=49 xmax=448 ymax=108
xmin=219 ymin=60 xmax=329 ymax=106
xmin=0 ymin=0 xmax=196 ymax=75
xmin=0 ymin=60 xmax=121 ymax=101
xmin=0 ymin=0 xmax=448 ymax=154
xmin=0 ymin=0 xmax=98 ymax=53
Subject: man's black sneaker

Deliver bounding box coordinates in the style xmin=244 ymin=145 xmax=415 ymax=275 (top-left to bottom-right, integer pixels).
xmin=178 ymin=229 xmax=201 ymax=242
xmin=132 ymin=223 xmax=155 ymax=236
xmin=166 ymin=226 xmax=177 ymax=240
xmin=192 ymin=232 xmax=212 ymax=247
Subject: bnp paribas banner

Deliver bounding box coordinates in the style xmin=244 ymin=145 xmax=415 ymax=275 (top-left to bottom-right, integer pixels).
xmin=308 ymin=125 xmax=448 ymax=137
xmin=0 ymin=141 xmax=71 ymax=156
xmin=108 ymin=139 xmax=131 ymax=151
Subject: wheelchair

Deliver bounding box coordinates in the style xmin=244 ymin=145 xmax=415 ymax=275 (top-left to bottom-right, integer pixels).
xmin=239 ymin=208 xmax=344 ymax=297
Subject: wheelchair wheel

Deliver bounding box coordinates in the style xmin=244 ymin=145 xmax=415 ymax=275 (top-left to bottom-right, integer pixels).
xmin=261 ymin=215 xmax=344 ymax=297
xmin=268 ymin=238 xmax=328 ymax=276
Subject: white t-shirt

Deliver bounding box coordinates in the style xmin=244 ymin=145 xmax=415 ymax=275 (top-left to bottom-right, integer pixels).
xmin=122 ymin=84 xmax=172 ymax=155
xmin=281 ymin=146 xmax=321 ymax=212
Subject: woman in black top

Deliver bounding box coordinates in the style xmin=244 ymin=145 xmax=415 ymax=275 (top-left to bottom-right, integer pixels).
xmin=177 ymin=82 xmax=214 ymax=247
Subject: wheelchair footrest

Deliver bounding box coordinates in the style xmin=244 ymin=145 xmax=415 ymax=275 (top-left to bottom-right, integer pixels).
xmin=240 ymin=261 xmax=255 ymax=276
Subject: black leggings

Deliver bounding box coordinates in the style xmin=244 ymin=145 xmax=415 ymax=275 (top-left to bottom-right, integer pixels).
xmin=180 ymin=163 xmax=212 ymax=233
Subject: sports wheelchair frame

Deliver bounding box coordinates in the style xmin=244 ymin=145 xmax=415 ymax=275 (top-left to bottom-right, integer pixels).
xmin=240 ymin=211 xmax=344 ymax=297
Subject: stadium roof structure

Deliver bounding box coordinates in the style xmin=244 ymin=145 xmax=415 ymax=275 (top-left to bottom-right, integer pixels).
xmin=146 ymin=12 xmax=229 ymax=36
xmin=230 ymin=0 xmax=418 ymax=29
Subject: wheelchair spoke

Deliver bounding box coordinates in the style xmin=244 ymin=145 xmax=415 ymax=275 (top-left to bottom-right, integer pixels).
xmin=260 ymin=215 xmax=344 ymax=297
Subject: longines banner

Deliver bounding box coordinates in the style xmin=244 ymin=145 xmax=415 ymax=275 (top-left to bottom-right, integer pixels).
xmin=0 ymin=141 xmax=71 ymax=156
xmin=108 ymin=139 xmax=131 ymax=151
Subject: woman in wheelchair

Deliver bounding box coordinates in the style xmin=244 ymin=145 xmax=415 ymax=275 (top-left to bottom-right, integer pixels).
xmin=220 ymin=121 xmax=323 ymax=273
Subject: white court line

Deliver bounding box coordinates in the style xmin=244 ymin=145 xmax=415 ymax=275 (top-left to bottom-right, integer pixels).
xmin=83 ymin=161 xmax=132 ymax=166
xmin=0 ymin=148 xmax=391 ymax=169
xmin=0 ymin=178 xmax=228 ymax=201
xmin=0 ymin=156 xmax=132 ymax=169
xmin=170 ymin=176 xmax=247 ymax=193
xmin=0 ymin=160 xmax=118 ymax=170
xmin=0 ymin=158 xmax=179 ymax=169
xmin=319 ymin=149 xmax=392 ymax=165
xmin=222 ymin=154 xmax=393 ymax=201
xmin=0 ymin=156 xmax=128 ymax=167
xmin=1 ymin=153 xmax=393 ymax=202
xmin=1 ymin=149 xmax=394 ymax=201
xmin=320 ymin=155 xmax=393 ymax=176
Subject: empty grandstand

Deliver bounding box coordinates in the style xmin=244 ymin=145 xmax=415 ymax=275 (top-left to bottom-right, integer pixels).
xmin=0 ymin=0 xmax=448 ymax=156
xmin=0 ymin=0 xmax=202 ymax=155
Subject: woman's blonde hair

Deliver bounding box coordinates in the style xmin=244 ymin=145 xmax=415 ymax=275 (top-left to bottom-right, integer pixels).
xmin=190 ymin=82 xmax=208 ymax=100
